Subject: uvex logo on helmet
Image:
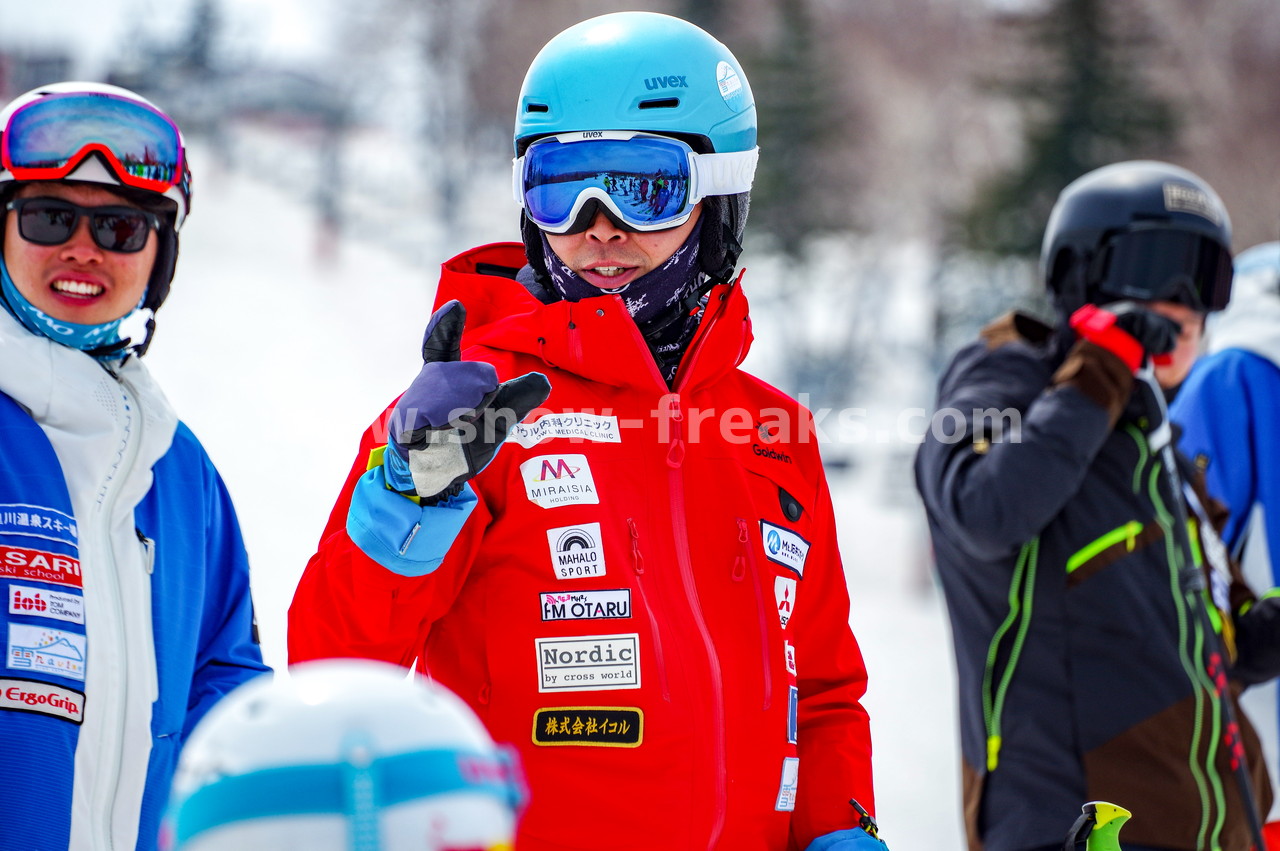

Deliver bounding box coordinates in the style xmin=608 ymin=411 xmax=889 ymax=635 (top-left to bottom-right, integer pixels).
xmin=644 ymin=74 xmax=689 ymax=90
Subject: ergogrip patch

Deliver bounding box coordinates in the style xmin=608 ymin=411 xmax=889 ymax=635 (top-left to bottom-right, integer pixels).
xmin=0 ymin=677 xmax=84 ymax=723
xmin=532 ymin=707 xmax=642 ymax=747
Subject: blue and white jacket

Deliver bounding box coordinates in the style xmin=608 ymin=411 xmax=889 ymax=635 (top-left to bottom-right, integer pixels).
xmin=0 ymin=307 xmax=268 ymax=851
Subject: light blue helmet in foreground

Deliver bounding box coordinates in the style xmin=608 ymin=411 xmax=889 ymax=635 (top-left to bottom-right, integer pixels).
xmin=514 ymin=11 xmax=756 ymax=156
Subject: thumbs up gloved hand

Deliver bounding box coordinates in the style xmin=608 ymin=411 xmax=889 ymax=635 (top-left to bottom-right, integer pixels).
xmin=383 ymin=300 xmax=551 ymax=503
xmin=1069 ymin=301 xmax=1181 ymax=374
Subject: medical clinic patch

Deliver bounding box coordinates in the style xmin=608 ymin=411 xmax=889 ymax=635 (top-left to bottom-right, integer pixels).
xmin=0 ymin=545 xmax=82 ymax=589
xmin=546 ymin=522 xmax=606 ymax=579
xmin=760 ymin=521 xmax=810 ymax=577
xmin=507 ymin=413 xmax=621 ymax=448
xmin=541 ymin=589 xmax=631 ymax=621
xmin=536 ymin=633 xmax=640 ymax=692
xmin=520 ymin=454 xmax=599 ymax=508
xmin=532 ymin=707 xmax=643 ymax=747
xmin=0 ymin=677 xmax=84 ymax=723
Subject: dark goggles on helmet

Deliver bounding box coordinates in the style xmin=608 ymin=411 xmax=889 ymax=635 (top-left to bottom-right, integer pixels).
xmin=513 ymin=130 xmax=757 ymax=233
xmin=7 ymin=197 xmax=159 ymax=253
xmin=2 ymin=91 xmax=189 ymax=200
xmin=1090 ymin=224 xmax=1234 ymax=312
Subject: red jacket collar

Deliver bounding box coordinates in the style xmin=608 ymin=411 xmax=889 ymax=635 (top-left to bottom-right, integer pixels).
xmin=433 ymin=242 xmax=754 ymax=392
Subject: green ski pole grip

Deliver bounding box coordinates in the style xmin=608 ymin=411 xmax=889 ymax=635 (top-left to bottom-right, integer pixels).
xmin=1064 ymin=801 xmax=1131 ymax=851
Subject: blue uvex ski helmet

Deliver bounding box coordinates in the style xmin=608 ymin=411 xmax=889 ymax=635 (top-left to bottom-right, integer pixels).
xmin=514 ymin=12 xmax=757 ymax=283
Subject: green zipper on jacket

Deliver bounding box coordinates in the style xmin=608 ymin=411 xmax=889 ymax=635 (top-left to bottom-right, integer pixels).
xmin=982 ymin=536 xmax=1039 ymax=771
xmin=1135 ymin=427 xmax=1227 ymax=851
xmin=1065 ymin=521 xmax=1144 ymax=574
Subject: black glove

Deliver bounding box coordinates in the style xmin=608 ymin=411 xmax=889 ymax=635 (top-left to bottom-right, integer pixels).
xmin=1069 ymin=301 xmax=1180 ymax=373
xmin=383 ymin=300 xmax=551 ymax=501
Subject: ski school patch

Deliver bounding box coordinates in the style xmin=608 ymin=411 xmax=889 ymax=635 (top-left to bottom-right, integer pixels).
xmin=532 ymin=706 xmax=642 ymax=747
xmin=0 ymin=545 xmax=82 ymax=589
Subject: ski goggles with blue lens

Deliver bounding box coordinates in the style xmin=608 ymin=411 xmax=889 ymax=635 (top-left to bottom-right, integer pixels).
xmin=513 ymin=131 xmax=758 ymax=234
xmin=2 ymin=91 xmax=189 ymax=202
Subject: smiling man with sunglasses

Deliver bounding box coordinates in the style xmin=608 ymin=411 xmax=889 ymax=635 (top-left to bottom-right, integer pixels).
xmin=0 ymin=82 xmax=268 ymax=851
xmin=290 ymin=12 xmax=889 ymax=851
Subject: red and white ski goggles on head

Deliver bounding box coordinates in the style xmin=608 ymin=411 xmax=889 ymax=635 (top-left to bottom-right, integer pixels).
xmin=1 ymin=91 xmax=190 ymax=222
xmin=513 ymin=130 xmax=758 ymax=234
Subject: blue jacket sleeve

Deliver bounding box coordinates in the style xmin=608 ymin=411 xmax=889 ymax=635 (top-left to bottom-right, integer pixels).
xmin=346 ymin=464 xmax=478 ymax=577
xmin=184 ymin=455 xmax=272 ymax=739
xmin=1172 ymin=348 xmax=1280 ymax=561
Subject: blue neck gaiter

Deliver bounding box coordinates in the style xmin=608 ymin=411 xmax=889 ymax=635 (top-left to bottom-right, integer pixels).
xmin=0 ymin=255 xmax=137 ymax=357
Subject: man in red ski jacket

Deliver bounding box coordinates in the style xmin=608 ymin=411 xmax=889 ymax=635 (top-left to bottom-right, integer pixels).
xmin=289 ymin=12 xmax=887 ymax=851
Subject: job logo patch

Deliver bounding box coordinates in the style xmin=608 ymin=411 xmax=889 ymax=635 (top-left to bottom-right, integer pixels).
xmin=8 ymin=584 xmax=84 ymax=625
xmin=541 ymin=589 xmax=631 ymax=621
xmin=0 ymin=677 xmax=84 ymax=724
xmin=760 ymin=521 xmax=810 ymax=578
xmin=546 ymin=522 xmax=606 ymax=579
xmin=536 ymin=633 xmax=640 ymax=692
xmin=521 ymin=454 xmax=599 ymax=508
xmin=8 ymin=623 xmax=86 ymax=681
xmin=775 ymin=576 xmax=797 ymax=630
xmin=508 ymin=413 xmax=621 ymax=448
xmin=532 ymin=706 xmax=643 ymax=747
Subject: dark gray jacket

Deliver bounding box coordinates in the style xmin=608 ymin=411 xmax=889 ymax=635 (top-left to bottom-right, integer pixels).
xmin=916 ymin=312 xmax=1275 ymax=851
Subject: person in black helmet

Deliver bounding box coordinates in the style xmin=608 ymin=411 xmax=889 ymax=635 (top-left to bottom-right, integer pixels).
xmin=0 ymin=82 xmax=268 ymax=851
xmin=915 ymin=160 xmax=1280 ymax=851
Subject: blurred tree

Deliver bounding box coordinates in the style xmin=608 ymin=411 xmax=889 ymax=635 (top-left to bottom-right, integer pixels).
xmin=957 ymin=0 xmax=1179 ymax=258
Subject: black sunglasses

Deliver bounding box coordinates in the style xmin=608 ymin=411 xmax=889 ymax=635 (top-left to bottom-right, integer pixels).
xmin=5 ymin=197 xmax=159 ymax=254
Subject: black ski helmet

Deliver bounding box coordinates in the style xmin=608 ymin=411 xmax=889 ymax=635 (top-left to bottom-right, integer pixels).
xmin=1041 ymin=161 xmax=1233 ymax=316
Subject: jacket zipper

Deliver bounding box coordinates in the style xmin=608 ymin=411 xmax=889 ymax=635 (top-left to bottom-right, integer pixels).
xmin=664 ymin=393 xmax=727 ymax=847
xmin=91 ymin=377 xmax=143 ymax=849
xmin=736 ymin=517 xmax=773 ymax=710
xmin=136 ymin=529 xmax=159 ymax=703
xmin=627 ymin=518 xmax=670 ymax=701
xmin=981 ymin=536 xmax=1038 ymax=772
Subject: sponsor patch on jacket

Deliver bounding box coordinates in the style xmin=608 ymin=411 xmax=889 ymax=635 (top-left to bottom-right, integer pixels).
xmin=521 ymin=454 xmax=599 ymax=508
xmin=760 ymin=521 xmax=810 ymax=577
xmin=0 ymin=677 xmax=84 ymax=724
xmin=536 ymin=633 xmax=639 ymax=692
xmin=775 ymin=756 xmax=800 ymax=811
xmin=0 ymin=545 xmax=82 ymax=589
xmin=7 ymin=624 xmax=85 ymax=681
xmin=8 ymin=584 xmax=84 ymax=625
xmin=532 ymin=706 xmax=642 ymax=747
xmin=541 ymin=589 xmax=631 ymax=621
xmin=784 ymin=640 xmax=796 ymax=676
xmin=787 ymin=685 xmax=799 ymax=744
xmin=507 ymin=414 xmax=621 ymax=448
xmin=0 ymin=505 xmax=78 ymax=546
xmin=775 ymin=576 xmax=796 ymax=629
xmin=546 ymin=523 xmax=606 ymax=579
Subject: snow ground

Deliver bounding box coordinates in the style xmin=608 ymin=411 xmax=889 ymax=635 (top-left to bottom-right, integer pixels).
xmin=143 ymin=153 xmax=965 ymax=849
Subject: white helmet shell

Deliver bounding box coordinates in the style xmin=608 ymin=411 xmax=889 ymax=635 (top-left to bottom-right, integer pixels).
xmin=167 ymin=660 xmax=522 ymax=851
xmin=0 ymin=81 xmax=190 ymax=229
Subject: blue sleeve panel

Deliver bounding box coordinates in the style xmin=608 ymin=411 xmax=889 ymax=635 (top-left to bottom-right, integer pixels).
xmin=132 ymin=421 xmax=271 ymax=849
xmin=346 ymin=465 xmax=478 ymax=577
xmin=1173 ymin=348 xmax=1280 ymax=569
xmin=0 ymin=392 xmax=82 ymax=851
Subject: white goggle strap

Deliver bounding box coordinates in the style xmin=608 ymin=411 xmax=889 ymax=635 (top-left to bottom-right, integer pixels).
xmin=688 ymin=147 xmax=758 ymax=202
